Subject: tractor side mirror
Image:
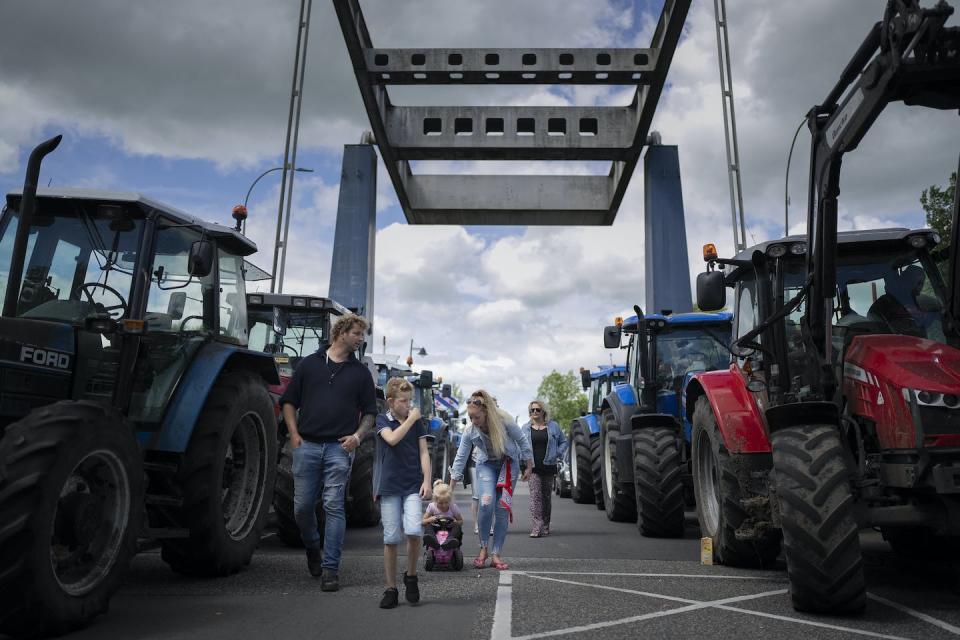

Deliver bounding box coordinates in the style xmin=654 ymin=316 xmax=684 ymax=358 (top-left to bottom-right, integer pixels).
xmin=696 ymin=271 xmax=726 ymax=311
xmin=419 ymin=369 xmax=433 ymax=388
xmin=167 ymin=291 xmax=186 ymax=320
xmin=188 ymin=240 xmax=214 ymax=278
xmin=441 ymin=383 xmax=452 ymax=398
xmin=580 ymin=368 xmax=591 ymax=390
xmin=603 ymin=325 xmax=621 ymax=349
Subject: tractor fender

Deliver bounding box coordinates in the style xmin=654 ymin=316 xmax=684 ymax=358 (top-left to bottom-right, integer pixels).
xmin=685 ymin=366 xmax=771 ymax=454
xmin=151 ymin=342 xmax=280 ymax=453
xmin=630 ymin=413 xmax=681 ymax=432
xmin=601 ymin=383 xmax=639 ymax=435
xmin=581 ymin=413 xmax=600 ymax=436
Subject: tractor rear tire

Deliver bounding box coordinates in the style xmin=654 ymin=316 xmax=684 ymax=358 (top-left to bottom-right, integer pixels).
xmin=590 ymin=434 xmax=605 ymax=510
xmin=600 ymin=409 xmax=637 ymax=522
xmin=0 ymin=401 xmax=142 ymax=638
xmin=772 ymin=424 xmax=865 ymax=614
xmin=691 ymin=396 xmax=780 ymax=568
xmin=161 ymin=371 xmax=277 ymax=576
xmin=569 ymin=421 xmax=595 ymax=505
xmin=633 ymin=427 xmax=685 ymax=538
xmin=345 ymin=434 xmax=380 ymax=527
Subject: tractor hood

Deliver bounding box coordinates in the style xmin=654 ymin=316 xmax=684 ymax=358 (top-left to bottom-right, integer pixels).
xmin=845 ymin=334 xmax=960 ymax=393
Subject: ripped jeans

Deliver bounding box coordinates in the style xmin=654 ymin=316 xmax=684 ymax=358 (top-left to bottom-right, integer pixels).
xmin=292 ymin=441 xmax=353 ymax=570
xmin=475 ymin=459 xmax=514 ymax=555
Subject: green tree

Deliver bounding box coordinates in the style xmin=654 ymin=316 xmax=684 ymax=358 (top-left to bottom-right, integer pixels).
xmin=921 ymin=171 xmax=956 ymax=246
xmin=535 ymin=370 xmax=588 ymax=434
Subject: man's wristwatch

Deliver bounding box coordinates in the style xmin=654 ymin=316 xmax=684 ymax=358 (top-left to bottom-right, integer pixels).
xmin=351 ymin=433 xmax=361 ymax=446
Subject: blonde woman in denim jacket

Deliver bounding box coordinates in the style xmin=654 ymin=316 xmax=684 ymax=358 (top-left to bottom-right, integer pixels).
xmin=450 ymin=390 xmax=533 ymax=570
xmin=521 ymin=400 xmax=568 ymax=537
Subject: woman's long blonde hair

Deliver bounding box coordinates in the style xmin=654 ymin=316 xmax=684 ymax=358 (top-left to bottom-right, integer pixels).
xmin=470 ymin=389 xmax=506 ymax=458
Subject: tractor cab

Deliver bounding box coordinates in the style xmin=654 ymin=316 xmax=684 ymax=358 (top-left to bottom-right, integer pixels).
xmin=0 ymin=187 xmax=259 ymax=431
xmin=246 ymin=293 xmax=350 ymax=378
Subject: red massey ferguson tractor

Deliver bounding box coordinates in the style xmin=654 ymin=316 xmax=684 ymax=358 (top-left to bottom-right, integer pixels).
xmin=689 ymin=0 xmax=960 ymax=614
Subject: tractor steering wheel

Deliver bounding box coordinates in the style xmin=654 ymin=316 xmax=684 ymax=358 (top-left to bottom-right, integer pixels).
xmin=78 ymin=282 xmax=128 ymax=320
xmin=178 ymin=315 xmax=205 ymax=331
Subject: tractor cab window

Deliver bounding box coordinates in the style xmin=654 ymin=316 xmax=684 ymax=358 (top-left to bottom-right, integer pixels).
xmin=217 ymin=253 xmax=247 ymax=345
xmin=0 ymin=205 xmax=142 ymax=324
xmin=590 ymin=377 xmax=602 ymax=412
xmin=144 ymin=225 xmax=214 ymax=333
xmin=655 ymin=327 xmax=729 ymax=392
xmin=734 ymin=273 xmax=760 ymax=365
xmin=247 ymin=307 xmax=327 ymax=368
xmin=834 ymin=248 xmax=948 ymax=343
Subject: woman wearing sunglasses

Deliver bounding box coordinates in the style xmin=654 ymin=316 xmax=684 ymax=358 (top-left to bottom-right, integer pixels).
xmin=450 ymin=390 xmax=533 ymax=570
xmin=521 ymin=400 xmax=568 ymax=537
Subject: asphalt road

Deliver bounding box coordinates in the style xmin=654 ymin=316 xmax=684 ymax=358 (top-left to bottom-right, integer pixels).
xmin=42 ymin=484 xmax=960 ymax=640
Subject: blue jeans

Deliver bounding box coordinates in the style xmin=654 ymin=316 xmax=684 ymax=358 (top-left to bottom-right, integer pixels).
xmin=476 ymin=460 xmax=513 ymax=555
xmin=292 ymin=441 xmax=352 ymax=570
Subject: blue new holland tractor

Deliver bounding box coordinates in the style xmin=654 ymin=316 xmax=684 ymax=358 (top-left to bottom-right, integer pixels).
xmin=567 ymin=365 xmax=626 ymax=506
xmin=599 ymin=307 xmax=732 ymax=537
xmin=0 ymin=137 xmax=280 ymax=636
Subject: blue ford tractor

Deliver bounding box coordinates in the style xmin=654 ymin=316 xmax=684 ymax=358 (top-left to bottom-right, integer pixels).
xmin=567 ymin=365 xmax=626 ymax=506
xmin=599 ymin=307 xmax=732 ymax=537
xmin=0 ymin=137 xmax=280 ymax=637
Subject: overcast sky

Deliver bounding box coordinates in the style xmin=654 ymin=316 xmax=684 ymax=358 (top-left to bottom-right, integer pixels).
xmin=1 ymin=0 xmax=958 ymax=420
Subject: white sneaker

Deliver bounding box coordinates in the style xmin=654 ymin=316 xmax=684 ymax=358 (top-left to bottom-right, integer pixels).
xmin=473 ymin=523 xmax=479 ymax=534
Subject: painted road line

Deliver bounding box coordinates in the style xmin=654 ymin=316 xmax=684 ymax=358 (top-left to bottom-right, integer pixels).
xmin=510 ymin=573 xmax=912 ymax=640
xmin=525 ymin=571 xmax=785 ymax=581
xmin=490 ymin=570 xmax=514 ymax=640
xmin=507 ymin=587 xmax=789 ymax=640
xmin=868 ymin=593 xmax=960 ymax=636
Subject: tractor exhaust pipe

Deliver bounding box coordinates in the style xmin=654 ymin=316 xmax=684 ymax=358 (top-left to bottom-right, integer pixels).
xmin=3 ymin=134 xmax=62 ymax=317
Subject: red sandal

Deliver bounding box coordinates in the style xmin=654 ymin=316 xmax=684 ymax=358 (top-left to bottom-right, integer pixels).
xmin=473 ymin=555 xmax=488 ymax=569
xmin=491 ymin=560 xmax=509 ymax=570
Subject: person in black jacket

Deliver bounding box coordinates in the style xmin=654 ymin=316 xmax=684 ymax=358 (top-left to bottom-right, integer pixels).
xmin=279 ymin=313 xmax=378 ymax=591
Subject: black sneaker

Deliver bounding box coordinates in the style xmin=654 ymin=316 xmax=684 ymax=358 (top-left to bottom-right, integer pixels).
xmin=440 ymin=537 xmax=461 ymax=550
xmin=403 ymin=573 xmax=420 ymax=604
xmin=379 ymin=587 xmax=399 ymax=609
xmin=305 ymin=548 xmax=322 ymax=577
xmin=423 ymin=533 xmax=440 ymax=549
xmin=320 ymin=568 xmax=340 ymax=592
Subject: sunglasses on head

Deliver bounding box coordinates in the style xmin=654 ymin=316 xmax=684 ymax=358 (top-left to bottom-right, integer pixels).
xmin=529 ymin=407 xmax=543 ymax=414
xmin=467 ymin=398 xmax=484 ymax=407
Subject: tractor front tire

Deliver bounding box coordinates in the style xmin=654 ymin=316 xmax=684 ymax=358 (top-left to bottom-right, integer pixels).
xmin=590 ymin=434 xmax=605 ymax=510
xmin=772 ymin=424 xmax=865 ymax=614
xmin=600 ymin=409 xmax=637 ymax=522
xmin=633 ymin=427 xmax=685 ymax=538
xmin=691 ymin=396 xmax=780 ymax=567
xmin=0 ymin=401 xmax=142 ymax=638
xmin=569 ymin=421 xmax=595 ymax=505
xmin=161 ymin=371 xmax=277 ymax=576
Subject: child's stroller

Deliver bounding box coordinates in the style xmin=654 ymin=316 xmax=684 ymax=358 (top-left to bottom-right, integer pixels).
xmin=423 ymin=516 xmax=464 ymax=571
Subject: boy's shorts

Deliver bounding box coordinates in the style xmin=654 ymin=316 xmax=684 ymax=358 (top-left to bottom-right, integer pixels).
xmin=380 ymin=493 xmax=423 ymax=544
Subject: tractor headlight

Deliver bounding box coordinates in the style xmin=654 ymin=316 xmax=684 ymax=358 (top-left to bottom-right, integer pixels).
xmin=292 ymin=297 xmax=307 ymax=307
xmin=790 ymin=242 xmax=807 ymax=255
xmin=309 ymin=299 xmax=324 ymax=308
xmin=248 ymin=294 xmax=263 ymax=305
xmin=909 ymin=389 xmax=960 ymax=408
xmin=766 ymin=244 xmax=787 ymax=258
xmin=908 ymin=235 xmax=927 ymax=249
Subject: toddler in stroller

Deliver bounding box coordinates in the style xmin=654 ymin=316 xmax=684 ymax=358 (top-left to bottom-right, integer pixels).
xmin=422 ymin=479 xmax=464 ymax=571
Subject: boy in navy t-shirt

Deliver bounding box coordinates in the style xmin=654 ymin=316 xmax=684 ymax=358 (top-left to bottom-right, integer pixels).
xmin=374 ymin=377 xmax=431 ymax=609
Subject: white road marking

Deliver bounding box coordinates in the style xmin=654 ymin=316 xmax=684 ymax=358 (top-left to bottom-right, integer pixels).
xmin=524 ymin=571 xmax=785 ymax=581
xmin=493 ymin=572 xmax=914 ymax=640
xmin=868 ymin=593 xmax=960 ymax=636
xmin=490 ymin=571 xmax=514 ymax=640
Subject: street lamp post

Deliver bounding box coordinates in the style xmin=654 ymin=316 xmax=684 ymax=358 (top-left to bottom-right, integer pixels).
xmin=407 ymin=339 xmax=427 ymax=366
xmin=240 ymin=166 xmax=313 ymax=234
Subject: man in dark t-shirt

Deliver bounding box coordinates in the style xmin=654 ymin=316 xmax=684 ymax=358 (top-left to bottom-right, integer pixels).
xmin=279 ymin=313 xmax=377 ymax=591
xmin=374 ymin=377 xmax=431 ymax=609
